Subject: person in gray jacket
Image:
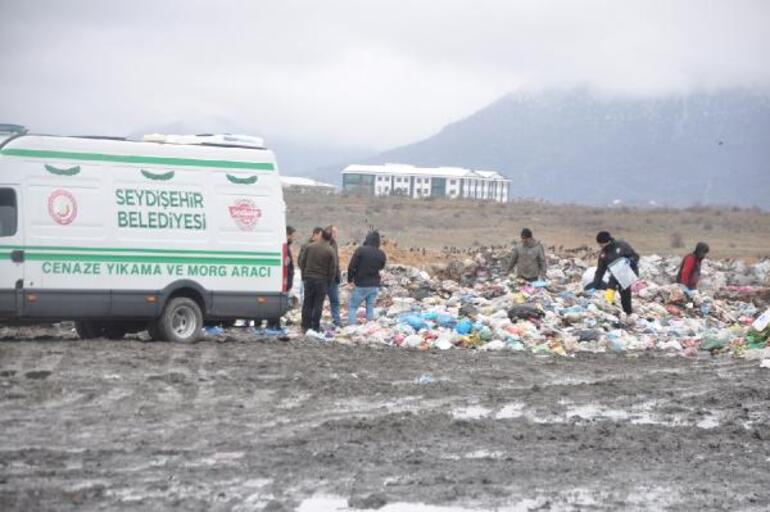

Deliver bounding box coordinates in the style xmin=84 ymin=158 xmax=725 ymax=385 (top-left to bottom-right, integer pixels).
xmin=507 ymin=228 xmax=547 ymax=281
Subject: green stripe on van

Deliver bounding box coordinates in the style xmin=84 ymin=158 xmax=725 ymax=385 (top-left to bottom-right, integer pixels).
xmin=0 ymin=148 xmax=275 ymax=171
xmin=25 ymin=252 xmax=280 ymax=266
xmin=0 ymin=245 xmax=280 ymax=257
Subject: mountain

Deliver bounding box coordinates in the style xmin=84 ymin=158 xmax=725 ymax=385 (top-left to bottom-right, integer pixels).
xmin=267 ymin=137 xmax=372 ymax=183
xmin=361 ymin=89 xmax=770 ymax=207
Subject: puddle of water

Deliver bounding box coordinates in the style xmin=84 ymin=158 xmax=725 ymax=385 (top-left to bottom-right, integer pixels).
xmin=451 ymin=405 xmax=492 ymax=420
xmin=453 ymin=400 xmax=721 ymax=429
xmin=696 ymin=415 xmax=720 ymax=429
xmin=566 ymin=404 xmax=631 ymax=421
xmin=297 ymin=495 xmax=549 ymax=512
xmin=464 ymin=449 xmax=506 ymax=459
xmin=495 ymin=403 xmax=526 ymax=419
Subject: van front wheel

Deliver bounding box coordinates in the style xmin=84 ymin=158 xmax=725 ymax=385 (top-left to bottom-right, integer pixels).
xmin=159 ymin=297 xmax=203 ymax=343
xmin=75 ymin=321 xmax=98 ymax=339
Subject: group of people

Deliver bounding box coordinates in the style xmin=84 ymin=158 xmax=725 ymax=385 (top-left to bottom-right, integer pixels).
xmin=280 ymin=224 xmax=711 ymax=332
xmin=507 ymin=227 xmax=710 ymax=322
xmin=293 ymin=225 xmax=386 ymax=333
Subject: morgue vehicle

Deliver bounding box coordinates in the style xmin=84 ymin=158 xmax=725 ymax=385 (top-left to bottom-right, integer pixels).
xmin=0 ymin=125 xmax=290 ymax=342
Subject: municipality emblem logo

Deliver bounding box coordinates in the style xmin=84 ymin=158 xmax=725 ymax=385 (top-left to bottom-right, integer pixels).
xmin=228 ymin=199 xmax=261 ymax=231
xmin=48 ymin=189 xmax=78 ymax=225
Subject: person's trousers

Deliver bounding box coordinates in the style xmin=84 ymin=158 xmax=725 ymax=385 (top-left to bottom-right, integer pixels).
xmin=348 ymin=286 xmax=379 ymax=325
xmin=619 ymin=286 xmax=633 ymax=315
xmin=302 ymin=278 xmax=328 ymax=332
xmin=326 ymin=283 xmax=342 ymax=326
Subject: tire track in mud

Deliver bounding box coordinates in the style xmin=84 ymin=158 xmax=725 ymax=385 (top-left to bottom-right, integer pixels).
xmin=1 ymin=333 xmax=769 ymax=511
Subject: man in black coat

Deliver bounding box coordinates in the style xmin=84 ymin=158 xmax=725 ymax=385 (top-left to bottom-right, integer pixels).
xmin=347 ymin=231 xmax=387 ymax=325
xmin=298 ymin=228 xmax=337 ymax=333
xmin=585 ymin=231 xmax=640 ymax=318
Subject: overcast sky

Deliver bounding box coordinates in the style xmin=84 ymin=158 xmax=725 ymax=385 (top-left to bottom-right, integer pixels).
xmin=1 ymin=0 xmax=768 ymax=150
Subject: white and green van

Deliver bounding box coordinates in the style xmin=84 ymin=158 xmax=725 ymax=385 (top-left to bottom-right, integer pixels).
xmin=0 ymin=125 xmax=290 ymax=342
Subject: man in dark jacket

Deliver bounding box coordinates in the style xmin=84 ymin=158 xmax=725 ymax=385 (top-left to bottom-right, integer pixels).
xmin=585 ymin=231 xmax=640 ymax=317
xmin=324 ymin=225 xmax=343 ymax=327
xmin=676 ymin=242 xmax=709 ymax=290
xmin=347 ymin=231 xmax=387 ymax=324
xmin=298 ymin=228 xmax=337 ymax=333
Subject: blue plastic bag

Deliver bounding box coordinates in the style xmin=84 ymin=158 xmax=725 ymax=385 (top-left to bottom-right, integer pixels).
xmin=436 ymin=313 xmax=456 ymax=328
xmin=400 ymin=314 xmax=427 ymax=331
xmin=455 ymin=318 xmax=473 ymax=335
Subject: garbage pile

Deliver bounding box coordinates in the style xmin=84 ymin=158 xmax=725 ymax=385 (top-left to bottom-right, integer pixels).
xmin=292 ymin=251 xmax=770 ymax=362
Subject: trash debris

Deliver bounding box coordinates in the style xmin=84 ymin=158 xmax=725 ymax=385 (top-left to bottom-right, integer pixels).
xmin=279 ymin=249 xmax=770 ymax=359
xmin=203 ymin=325 xmax=224 ymax=336
xmin=415 ymin=374 xmax=434 ymax=384
xmin=752 ymin=307 xmax=770 ymax=331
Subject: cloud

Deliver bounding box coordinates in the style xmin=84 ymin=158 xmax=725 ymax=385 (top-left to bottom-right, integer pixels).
xmin=1 ymin=0 xmax=768 ymax=149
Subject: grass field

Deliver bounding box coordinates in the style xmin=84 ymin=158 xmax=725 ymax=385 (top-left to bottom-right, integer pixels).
xmin=285 ymin=190 xmax=770 ymax=261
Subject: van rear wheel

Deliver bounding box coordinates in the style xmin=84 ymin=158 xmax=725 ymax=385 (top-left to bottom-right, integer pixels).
xmin=75 ymin=321 xmax=98 ymax=339
xmin=158 ymin=297 xmax=203 ymax=343
xmin=75 ymin=321 xmax=127 ymax=340
xmin=146 ymin=321 xmax=164 ymax=341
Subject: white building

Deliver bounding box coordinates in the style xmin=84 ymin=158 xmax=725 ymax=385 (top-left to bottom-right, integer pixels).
xmin=342 ymin=163 xmax=509 ymax=202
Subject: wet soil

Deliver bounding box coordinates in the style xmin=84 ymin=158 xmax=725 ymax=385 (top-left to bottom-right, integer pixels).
xmin=1 ymin=325 xmax=769 ymax=511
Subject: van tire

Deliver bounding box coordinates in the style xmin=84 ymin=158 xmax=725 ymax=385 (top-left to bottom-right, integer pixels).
xmin=75 ymin=321 xmax=127 ymax=340
xmin=75 ymin=321 xmax=98 ymax=339
xmin=103 ymin=326 xmax=127 ymax=340
xmin=158 ymin=297 xmax=203 ymax=343
xmin=146 ymin=321 xmax=164 ymax=341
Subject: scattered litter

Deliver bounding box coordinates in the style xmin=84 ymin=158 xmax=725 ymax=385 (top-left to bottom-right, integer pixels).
xmin=415 ymin=374 xmax=434 ymax=385
xmin=203 ymin=325 xmax=224 ymax=336
xmin=280 ymin=250 xmax=770 ymax=359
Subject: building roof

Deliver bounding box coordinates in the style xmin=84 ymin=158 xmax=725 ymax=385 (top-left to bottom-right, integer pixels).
xmin=281 ymin=176 xmax=335 ymax=189
xmin=343 ymin=163 xmax=508 ymax=181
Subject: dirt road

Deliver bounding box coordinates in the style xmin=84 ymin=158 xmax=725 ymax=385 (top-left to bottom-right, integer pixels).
xmin=1 ymin=327 xmax=769 ymax=511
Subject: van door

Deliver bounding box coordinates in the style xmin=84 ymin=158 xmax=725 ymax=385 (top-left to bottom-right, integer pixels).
xmin=0 ymin=187 xmax=23 ymax=318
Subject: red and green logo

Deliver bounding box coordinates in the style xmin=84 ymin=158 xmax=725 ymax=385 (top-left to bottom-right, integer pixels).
xmin=48 ymin=189 xmax=78 ymax=225
xmin=228 ymin=199 xmax=261 ymax=231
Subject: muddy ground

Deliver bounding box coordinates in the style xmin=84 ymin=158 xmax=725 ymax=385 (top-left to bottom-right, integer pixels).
xmin=1 ymin=325 xmax=769 ymax=511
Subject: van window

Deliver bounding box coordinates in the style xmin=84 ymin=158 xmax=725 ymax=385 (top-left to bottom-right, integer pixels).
xmin=0 ymin=188 xmax=17 ymax=237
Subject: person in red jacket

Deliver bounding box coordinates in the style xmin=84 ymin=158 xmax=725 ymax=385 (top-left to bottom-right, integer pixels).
xmin=676 ymin=242 xmax=710 ymax=290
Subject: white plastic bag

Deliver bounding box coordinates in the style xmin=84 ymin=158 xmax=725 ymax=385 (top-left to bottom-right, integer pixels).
xmin=608 ymin=258 xmax=639 ymax=290
xmin=752 ymin=307 xmax=770 ymax=332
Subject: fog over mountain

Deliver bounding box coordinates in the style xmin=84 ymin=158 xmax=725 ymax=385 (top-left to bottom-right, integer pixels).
xmin=332 ymin=89 xmax=770 ymax=207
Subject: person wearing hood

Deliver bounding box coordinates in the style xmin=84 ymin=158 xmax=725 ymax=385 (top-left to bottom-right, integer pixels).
xmin=586 ymin=231 xmax=640 ymax=319
xmin=507 ymin=228 xmax=547 ymax=281
xmin=347 ymin=231 xmax=387 ymax=325
xmin=676 ymin=242 xmax=710 ymax=290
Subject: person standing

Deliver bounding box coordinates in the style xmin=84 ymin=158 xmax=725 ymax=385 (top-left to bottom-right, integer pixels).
xmin=585 ymin=231 xmax=640 ymax=319
xmin=267 ymin=226 xmax=297 ymax=330
xmin=507 ymin=228 xmax=547 ymax=281
xmin=324 ymin=224 xmax=342 ymax=328
xmin=347 ymin=231 xmax=387 ymax=325
xmin=676 ymin=242 xmax=710 ymax=290
xmin=298 ymin=228 xmax=336 ymax=333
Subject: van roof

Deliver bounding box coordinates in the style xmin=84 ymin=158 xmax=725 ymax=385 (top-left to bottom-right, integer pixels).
xmin=0 ymin=133 xmax=278 ymax=172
